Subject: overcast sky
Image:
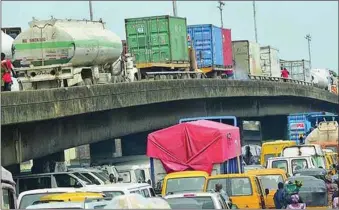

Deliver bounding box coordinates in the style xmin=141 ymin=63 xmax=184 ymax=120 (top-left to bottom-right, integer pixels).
xmin=2 ymin=1 xmax=338 ymax=71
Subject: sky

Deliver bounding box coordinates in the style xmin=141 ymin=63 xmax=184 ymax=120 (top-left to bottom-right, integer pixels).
xmin=1 ymin=1 xmax=338 ymax=71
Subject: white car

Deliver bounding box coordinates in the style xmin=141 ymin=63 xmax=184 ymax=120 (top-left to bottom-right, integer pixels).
xmin=164 ymin=192 xmax=230 ymax=209
xmin=82 ymin=183 xmax=156 ymax=198
xmin=26 ymin=200 xmax=110 ymax=209
xmin=17 ymin=188 xmax=77 ymax=209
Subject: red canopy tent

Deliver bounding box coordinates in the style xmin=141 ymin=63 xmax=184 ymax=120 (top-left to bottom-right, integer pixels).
xmin=146 ymin=120 xmax=241 ymax=174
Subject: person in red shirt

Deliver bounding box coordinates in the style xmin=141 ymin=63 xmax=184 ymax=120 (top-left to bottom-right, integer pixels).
xmin=1 ymin=52 xmax=13 ymax=91
xmin=281 ymin=67 xmax=290 ymax=79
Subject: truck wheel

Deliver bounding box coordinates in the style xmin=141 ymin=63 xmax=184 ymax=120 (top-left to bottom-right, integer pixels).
xmin=84 ymin=78 xmax=93 ymax=85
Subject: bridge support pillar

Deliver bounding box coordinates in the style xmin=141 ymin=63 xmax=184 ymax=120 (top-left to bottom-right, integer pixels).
xmin=121 ymin=131 xmax=150 ymax=156
xmin=31 ymin=151 xmax=65 ymax=174
xmin=260 ymin=115 xmax=288 ymax=141
xmin=90 ymin=139 xmax=122 ymax=164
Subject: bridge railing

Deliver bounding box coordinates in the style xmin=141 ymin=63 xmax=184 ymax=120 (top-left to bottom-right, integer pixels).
xmin=248 ymin=74 xmax=313 ymax=86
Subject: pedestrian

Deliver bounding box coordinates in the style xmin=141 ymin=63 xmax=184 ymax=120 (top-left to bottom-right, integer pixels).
xmin=215 ymin=183 xmax=225 ymax=194
xmin=326 ymin=175 xmax=336 ymax=207
xmin=1 ymin=53 xmax=13 ymax=91
xmin=274 ymin=182 xmax=286 ymax=209
xmin=286 ymin=194 xmax=306 ymax=209
xmin=281 ymin=67 xmax=290 ymax=80
xmin=243 ymin=146 xmax=255 ymax=165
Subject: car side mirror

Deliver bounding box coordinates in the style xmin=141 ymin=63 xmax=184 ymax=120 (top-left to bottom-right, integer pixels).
xmin=265 ymin=188 xmax=269 ymax=195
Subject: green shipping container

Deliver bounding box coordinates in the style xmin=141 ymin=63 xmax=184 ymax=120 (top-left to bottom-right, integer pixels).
xmin=125 ymin=15 xmax=190 ymax=68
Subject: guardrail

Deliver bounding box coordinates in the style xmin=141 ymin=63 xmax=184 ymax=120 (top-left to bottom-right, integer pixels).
xmin=248 ymin=74 xmax=313 ymax=86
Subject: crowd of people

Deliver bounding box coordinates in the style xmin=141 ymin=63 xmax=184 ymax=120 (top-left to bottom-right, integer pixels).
xmin=273 ymin=172 xmax=339 ymax=209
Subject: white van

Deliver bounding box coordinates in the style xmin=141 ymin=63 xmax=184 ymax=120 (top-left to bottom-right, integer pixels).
xmin=14 ymin=172 xmax=92 ymax=194
xmin=281 ymin=144 xmax=326 ymax=169
xmin=17 ymin=188 xmax=76 ymax=209
xmin=266 ymin=156 xmax=317 ymax=177
xmin=115 ymin=161 xmax=151 ymax=184
xmin=1 ymin=167 xmax=17 ymax=209
xmin=82 ymin=183 xmax=156 ymax=198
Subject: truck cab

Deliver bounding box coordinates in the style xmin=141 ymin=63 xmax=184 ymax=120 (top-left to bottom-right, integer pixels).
xmin=1 ymin=167 xmax=17 ymax=209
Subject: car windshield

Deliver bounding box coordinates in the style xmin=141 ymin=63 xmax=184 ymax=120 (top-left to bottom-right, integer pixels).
xmin=166 ymin=196 xmax=215 ymax=209
xmin=257 ymin=175 xmax=283 ymax=190
xmin=72 ymin=172 xmax=93 ymax=184
xmin=80 ymin=173 xmax=101 ymax=185
xmin=165 ymin=177 xmax=206 ymax=195
xmin=92 ymin=172 xmax=109 ymax=182
xmin=207 ymin=177 xmax=252 ymax=196
xmin=20 ymin=193 xmax=62 ymax=209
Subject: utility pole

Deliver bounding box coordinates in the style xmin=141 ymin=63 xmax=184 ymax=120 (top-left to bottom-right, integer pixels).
xmin=252 ymin=1 xmax=258 ymax=43
xmin=172 ymin=0 xmax=178 ymax=17
xmin=305 ymin=34 xmax=312 ymax=69
xmin=89 ymin=1 xmax=93 ymax=21
xmin=217 ymin=1 xmax=225 ymax=28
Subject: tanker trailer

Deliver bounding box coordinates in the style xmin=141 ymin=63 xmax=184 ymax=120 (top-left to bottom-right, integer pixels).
xmin=1 ymin=31 xmax=14 ymax=60
xmin=311 ymin=68 xmax=331 ymax=90
xmin=12 ymin=18 xmax=139 ymax=90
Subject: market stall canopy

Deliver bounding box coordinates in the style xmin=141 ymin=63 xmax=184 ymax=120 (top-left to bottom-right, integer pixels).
xmin=147 ymin=120 xmax=241 ymax=174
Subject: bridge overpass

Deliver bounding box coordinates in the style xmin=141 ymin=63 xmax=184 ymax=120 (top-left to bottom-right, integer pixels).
xmin=1 ymin=79 xmax=338 ymax=167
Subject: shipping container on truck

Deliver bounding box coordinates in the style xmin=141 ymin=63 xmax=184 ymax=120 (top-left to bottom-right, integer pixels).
xmin=147 ymin=120 xmax=242 ymax=191
xmin=179 ymin=116 xmax=243 ymax=174
xmin=280 ymin=59 xmax=311 ymax=82
xmin=222 ymin=28 xmax=234 ymax=77
xmin=287 ymin=112 xmax=338 ymax=144
xmin=260 ymin=46 xmax=280 ymax=77
xmin=187 ymin=24 xmax=231 ymax=78
xmin=125 ymin=15 xmax=190 ymax=77
xmin=232 ymin=40 xmax=262 ymax=80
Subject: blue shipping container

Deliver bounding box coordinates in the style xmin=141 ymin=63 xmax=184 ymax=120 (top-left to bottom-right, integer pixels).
xmin=187 ymin=24 xmax=224 ymax=68
xmin=287 ymin=112 xmax=338 ymax=144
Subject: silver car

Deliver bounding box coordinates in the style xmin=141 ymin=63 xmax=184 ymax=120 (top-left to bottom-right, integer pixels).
xmin=164 ymin=192 xmax=230 ymax=209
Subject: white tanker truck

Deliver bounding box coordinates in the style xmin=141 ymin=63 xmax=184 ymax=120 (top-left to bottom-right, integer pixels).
xmin=311 ymin=68 xmax=331 ymax=90
xmin=1 ymin=31 xmax=15 ymax=60
xmin=12 ymin=18 xmax=139 ymax=90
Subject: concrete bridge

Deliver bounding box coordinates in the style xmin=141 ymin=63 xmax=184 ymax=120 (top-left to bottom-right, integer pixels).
xmin=1 ymin=79 xmax=338 ymax=167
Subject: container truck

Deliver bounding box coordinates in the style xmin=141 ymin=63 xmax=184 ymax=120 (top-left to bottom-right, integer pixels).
xmin=12 ymin=18 xmax=139 ymax=90
xmin=187 ymin=24 xmax=233 ymax=78
xmin=125 ymin=15 xmax=204 ymax=80
xmin=260 ymin=46 xmax=280 ymax=77
xmin=232 ymin=40 xmax=262 ymax=80
xmin=287 ymin=112 xmax=338 ymax=144
xmin=147 ymin=119 xmax=242 ymax=194
xmin=280 ymin=59 xmax=311 ymax=82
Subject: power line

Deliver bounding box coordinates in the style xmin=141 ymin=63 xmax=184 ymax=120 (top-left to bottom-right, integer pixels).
xmin=217 ymin=1 xmax=225 ymax=28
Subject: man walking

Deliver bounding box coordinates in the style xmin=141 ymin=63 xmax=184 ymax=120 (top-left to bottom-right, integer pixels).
xmin=274 ymin=182 xmax=286 ymax=209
